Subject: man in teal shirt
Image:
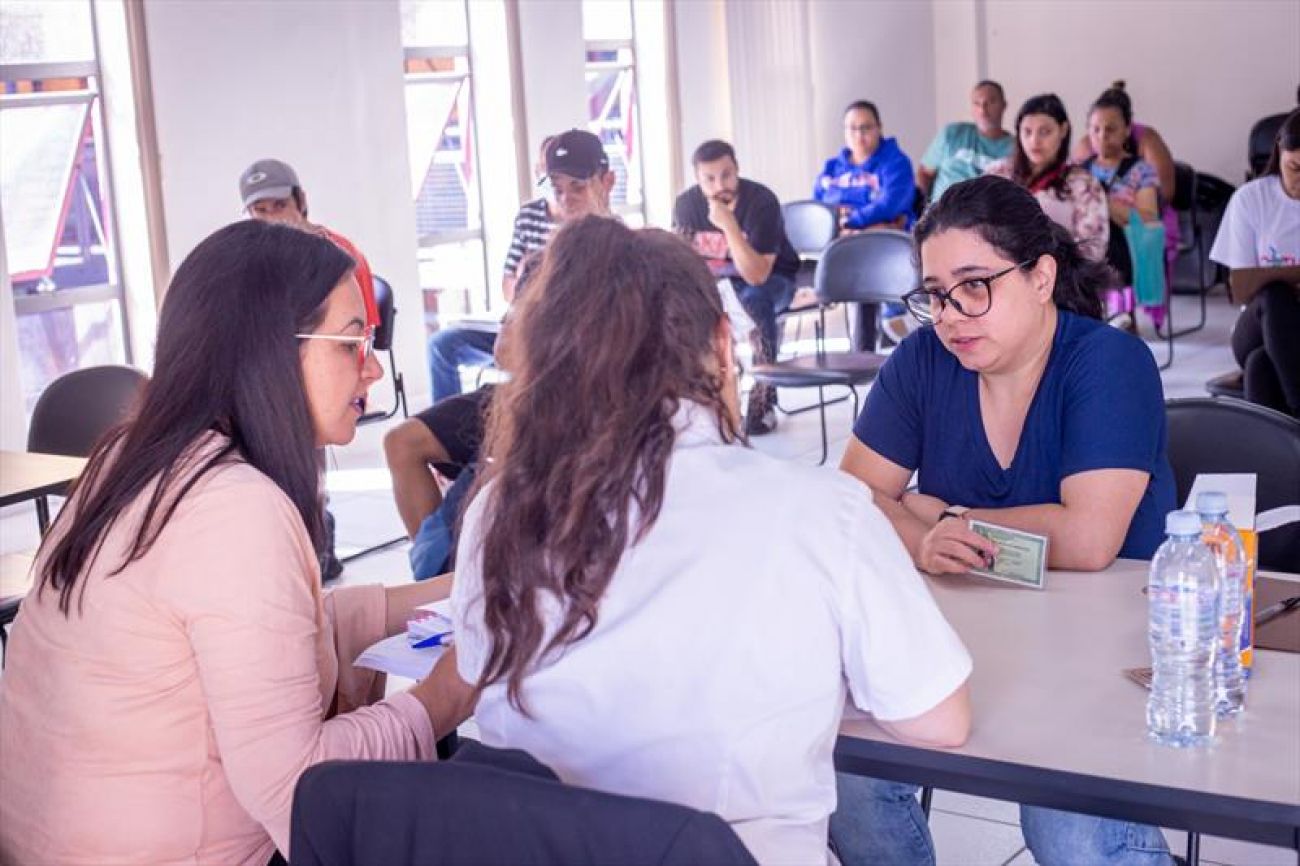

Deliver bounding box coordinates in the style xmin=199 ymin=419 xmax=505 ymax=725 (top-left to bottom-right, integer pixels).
xmin=917 ymin=80 xmax=1013 ymax=203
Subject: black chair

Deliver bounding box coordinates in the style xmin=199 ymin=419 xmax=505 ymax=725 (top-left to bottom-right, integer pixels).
xmin=1247 ymin=112 xmax=1288 ymax=180
xmin=751 ymin=230 xmax=916 ymax=465
xmin=778 ymin=201 xmax=841 ymax=348
xmin=6 ymin=365 xmax=148 ymax=659
xmin=27 ymin=364 xmax=147 ymax=459
xmin=1165 ymin=397 xmax=1300 ymax=571
xmin=290 ymin=742 xmax=757 ymax=866
xmin=357 ymin=275 xmax=408 ymax=425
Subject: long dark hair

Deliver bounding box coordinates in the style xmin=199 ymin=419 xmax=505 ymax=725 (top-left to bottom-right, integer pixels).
xmin=37 ymin=220 xmax=354 ymax=614
xmin=916 ymin=175 xmax=1110 ymax=320
xmin=1263 ymin=108 xmax=1300 ymax=177
xmin=472 ymin=216 xmax=739 ymax=711
xmin=1010 ymin=93 xmax=1073 ymax=198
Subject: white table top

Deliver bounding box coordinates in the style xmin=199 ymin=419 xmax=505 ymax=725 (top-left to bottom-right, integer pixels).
xmin=839 ymin=559 xmax=1300 ymax=810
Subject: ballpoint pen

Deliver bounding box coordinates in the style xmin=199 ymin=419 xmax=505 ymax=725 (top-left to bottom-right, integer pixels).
xmin=411 ymin=632 xmax=455 ymax=650
xmin=1255 ymin=595 xmax=1300 ymax=629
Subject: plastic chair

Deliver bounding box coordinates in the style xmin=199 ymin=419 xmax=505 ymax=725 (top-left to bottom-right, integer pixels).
xmin=358 ymin=275 xmax=408 ymax=425
xmin=778 ymin=200 xmax=841 ymax=337
xmin=27 ymin=364 xmax=147 ymax=458
xmin=5 ymin=365 xmax=148 ymax=660
xmin=1165 ymin=397 xmax=1300 ymax=571
xmin=751 ymin=230 xmax=917 ymax=465
xmin=1247 ymin=112 xmax=1287 ymax=180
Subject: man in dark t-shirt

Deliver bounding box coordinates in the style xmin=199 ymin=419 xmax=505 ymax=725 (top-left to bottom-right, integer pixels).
xmin=674 ymin=140 xmax=800 ymax=435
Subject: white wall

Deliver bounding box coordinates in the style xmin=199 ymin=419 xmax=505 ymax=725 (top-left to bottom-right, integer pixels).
xmin=672 ymin=0 xmax=733 ymax=189
xmin=966 ymin=0 xmax=1299 ymax=184
xmin=515 ymin=0 xmax=589 ymax=165
xmin=143 ymin=0 xmax=426 ymax=401
xmin=806 ymin=0 xmax=936 ymax=190
xmin=674 ymin=0 xmax=937 ymax=204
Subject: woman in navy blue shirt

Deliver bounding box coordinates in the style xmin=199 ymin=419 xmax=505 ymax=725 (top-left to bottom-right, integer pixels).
xmin=831 ymin=175 xmax=1177 ymax=866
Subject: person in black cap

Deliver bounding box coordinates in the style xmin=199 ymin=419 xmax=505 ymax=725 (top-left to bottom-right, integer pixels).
xmin=384 ymin=130 xmax=615 ymax=581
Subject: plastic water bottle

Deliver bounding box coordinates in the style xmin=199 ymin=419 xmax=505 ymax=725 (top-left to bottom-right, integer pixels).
xmin=1147 ymin=511 xmax=1220 ymax=747
xmin=1196 ymin=492 xmax=1248 ymax=716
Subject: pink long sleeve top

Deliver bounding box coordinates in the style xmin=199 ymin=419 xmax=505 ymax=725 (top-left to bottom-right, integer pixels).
xmin=0 ymin=435 xmax=435 ymax=865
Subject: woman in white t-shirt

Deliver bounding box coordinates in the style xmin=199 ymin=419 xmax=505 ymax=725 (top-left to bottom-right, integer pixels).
xmin=1209 ymin=109 xmax=1300 ymax=418
xmin=451 ymin=215 xmax=972 ymax=865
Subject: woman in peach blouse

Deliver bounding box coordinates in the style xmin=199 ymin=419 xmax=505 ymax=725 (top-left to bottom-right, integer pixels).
xmin=0 ymin=221 xmax=474 ymax=865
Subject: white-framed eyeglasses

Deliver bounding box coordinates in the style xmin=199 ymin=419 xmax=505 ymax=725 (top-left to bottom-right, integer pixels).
xmin=294 ymin=326 xmax=376 ymax=372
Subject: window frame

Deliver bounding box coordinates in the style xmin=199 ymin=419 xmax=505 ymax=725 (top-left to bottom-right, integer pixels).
xmin=583 ymin=12 xmax=646 ymax=223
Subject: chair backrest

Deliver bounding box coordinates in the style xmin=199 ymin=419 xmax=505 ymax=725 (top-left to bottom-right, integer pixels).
xmin=780 ymin=200 xmax=837 ymax=257
xmin=370 ymin=274 xmax=396 ymax=351
xmin=1247 ymin=112 xmax=1287 ymax=179
xmin=1171 ymin=161 xmax=1197 ymax=213
xmin=27 ymin=365 xmax=148 ymax=457
xmin=291 ymin=744 xmax=758 ymax=866
xmin=1165 ymin=397 xmax=1300 ymax=571
xmin=813 ymin=230 xmax=917 ymax=306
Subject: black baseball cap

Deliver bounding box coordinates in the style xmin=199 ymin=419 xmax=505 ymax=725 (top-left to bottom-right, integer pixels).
xmin=541 ymin=129 xmax=609 ymax=183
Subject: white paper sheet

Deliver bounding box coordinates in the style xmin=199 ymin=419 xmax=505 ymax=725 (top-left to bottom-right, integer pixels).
xmin=355 ymin=633 xmax=445 ymax=681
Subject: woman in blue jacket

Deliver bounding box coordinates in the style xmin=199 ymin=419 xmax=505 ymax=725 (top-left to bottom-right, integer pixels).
xmin=815 ymin=100 xmax=917 ymax=231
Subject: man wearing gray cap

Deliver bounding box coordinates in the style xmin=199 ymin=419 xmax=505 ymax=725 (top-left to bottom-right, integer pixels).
xmin=238 ymin=158 xmax=379 ymax=328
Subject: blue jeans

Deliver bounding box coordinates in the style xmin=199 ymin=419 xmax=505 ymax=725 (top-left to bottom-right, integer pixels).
xmin=831 ymin=775 xmax=1173 ymax=866
xmin=731 ymin=273 xmax=796 ymax=363
xmin=427 ymin=328 xmax=496 ymax=403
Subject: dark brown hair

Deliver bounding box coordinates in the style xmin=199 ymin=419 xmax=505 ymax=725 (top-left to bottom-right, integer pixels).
xmin=37 ymin=221 xmax=352 ymax=614
xmin=1263 ymin=108 xmax=1300 ymax=177
xmin=1010 ymin=93 xmax=1073 ymax=198
xmin=471 ymin=216 xmax=740 ymax=710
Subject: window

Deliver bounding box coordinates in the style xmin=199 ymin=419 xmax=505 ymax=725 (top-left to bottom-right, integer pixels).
xmin=1 ymin=0 xmax=130 ymax=415
xmin=401 ymin=0 xmax=490 ymax=328
xmin=583 ymin=0 xmax=644 ymax=222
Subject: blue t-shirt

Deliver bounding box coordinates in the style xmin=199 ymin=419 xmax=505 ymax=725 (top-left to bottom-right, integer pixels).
xmin=853 ymin=311 xmax=1175 ymax=559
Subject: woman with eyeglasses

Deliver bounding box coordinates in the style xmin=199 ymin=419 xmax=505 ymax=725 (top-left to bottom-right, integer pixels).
xmin=0 ymin=221 xmax=475 ymax=866
xmin=832 ymin=175 xmax=1177 ymax=866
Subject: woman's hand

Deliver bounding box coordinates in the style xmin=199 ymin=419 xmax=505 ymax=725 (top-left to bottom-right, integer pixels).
xmin=409 ymin=647 xmax=478 ymax=743
xmin=917 ymin=518 xmax=998 ymax=575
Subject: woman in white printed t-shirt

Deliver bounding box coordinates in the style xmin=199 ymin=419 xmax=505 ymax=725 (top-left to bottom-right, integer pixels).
xmin=450 ymin=215 xmax=972 ymax=866
xmin=1209 ymin=108 xmax=1300 ymax=419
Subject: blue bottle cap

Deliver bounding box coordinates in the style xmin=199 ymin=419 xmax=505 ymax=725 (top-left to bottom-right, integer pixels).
xmin=1195 ymin=491 xmax=1228 ymax=516
xmin=1166 ymin=510 xmax=1203 ymax=537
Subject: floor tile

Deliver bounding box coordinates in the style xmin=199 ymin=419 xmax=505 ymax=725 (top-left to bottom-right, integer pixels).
xmin=930 ymin=810 xmax=1028 ymax=866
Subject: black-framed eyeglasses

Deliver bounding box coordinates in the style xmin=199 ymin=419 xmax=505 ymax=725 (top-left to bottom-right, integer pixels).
xmin=901 ymin=259 xmax=1035 ymax=325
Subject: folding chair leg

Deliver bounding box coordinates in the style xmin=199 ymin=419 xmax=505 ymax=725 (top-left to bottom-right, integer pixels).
xmin=339 ymin=535 xmax=408 ymax=565
xmin=816 ymin=385 xmax=829 ymax=466
xmin=920 ymin=786 xmax=934 ymax=819
xmin=1186 ymin=831 xmax=1200 ymax=866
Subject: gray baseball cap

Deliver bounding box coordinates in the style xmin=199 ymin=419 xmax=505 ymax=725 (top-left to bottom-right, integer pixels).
xmin=239 ymin=158 xmax=301 ymax=208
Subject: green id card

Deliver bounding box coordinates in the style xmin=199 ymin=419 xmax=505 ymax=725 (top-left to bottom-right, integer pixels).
xmin=968 ymin=519 xmax=1049 ymax=589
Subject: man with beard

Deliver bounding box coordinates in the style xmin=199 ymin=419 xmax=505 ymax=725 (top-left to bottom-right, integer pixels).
xmin=673 ymin=140 xmax=800 ymax=435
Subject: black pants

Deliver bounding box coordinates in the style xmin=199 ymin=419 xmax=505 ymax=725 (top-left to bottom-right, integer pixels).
xmin=1231 ymin=281 xmax=1300 ymax=418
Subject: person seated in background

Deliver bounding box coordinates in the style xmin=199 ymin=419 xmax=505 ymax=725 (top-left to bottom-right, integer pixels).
xmin=388 ymin=130 xmax=616 ymax=569
xmin=240 ymin=156 xmax=379 ymax=581
xmin=0 ymin=221 xmax=475 ymax=866
xmin=1073 ymin=81 xmax=1176 ymax=214
xmin=832 ymin=175 xmax=1176 ymax=866
xmin=917 ymin=80 xmax=1014 ymax=203
xmin=814 ymin=99 xmax=917 ymax=231
xmin=1082 ymin=85 xmax=1165 ymax=331
xmin=1209 ymin=108 xmax=1300 ymax=419
xmin=674 ymin=139 xmax=801 ymax=435
xmin=426 ymin=129 xmax=614 ymax=402
xmin=451 ymin=215 xmax=972 ymax=865
xmin=987 ymin=93 xmax=1108 ymax=262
